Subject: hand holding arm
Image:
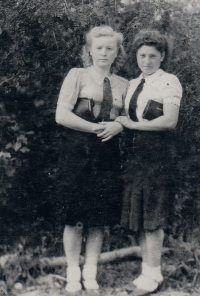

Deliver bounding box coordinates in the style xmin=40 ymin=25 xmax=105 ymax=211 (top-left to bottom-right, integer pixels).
xmin=116 ymin=103 xmax=180 ymax=131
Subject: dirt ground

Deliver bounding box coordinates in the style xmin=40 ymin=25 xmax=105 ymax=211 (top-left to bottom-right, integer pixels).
xmin=8 ymin=288 xmax=197 ymax=296
xmin=6 ymin=260 xmax=200 ymax=296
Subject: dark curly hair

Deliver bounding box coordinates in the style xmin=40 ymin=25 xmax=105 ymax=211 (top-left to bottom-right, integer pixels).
xmin=132 ymin=30 xmax=174 ymax=69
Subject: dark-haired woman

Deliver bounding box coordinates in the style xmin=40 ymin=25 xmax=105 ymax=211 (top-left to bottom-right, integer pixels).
xmin=116 ymin=30 xmax=182 ymax=295
xmin=55 ymin=26 xmax=128 ymax=293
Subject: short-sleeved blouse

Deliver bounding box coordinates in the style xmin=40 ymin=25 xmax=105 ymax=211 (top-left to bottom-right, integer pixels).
xmin=57 ymin=66 xmax=128 ymax=120
xmin=56 ymin=67 xmax=128 ymax=228
xmin=124 ymin=69 xmax=182 ymax=122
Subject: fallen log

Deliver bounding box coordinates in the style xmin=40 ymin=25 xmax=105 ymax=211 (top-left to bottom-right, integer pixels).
xmin=39 ymin=246 xmax=172 ymax=267
xmin=0 ymin=246 xmax=172 ymax=269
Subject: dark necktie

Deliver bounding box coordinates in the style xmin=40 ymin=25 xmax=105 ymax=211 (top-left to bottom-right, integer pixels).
xmin=129 ymin=78 xmax=145 ymax=122
xmin=98 ymin=77 xmax=113 ymax=121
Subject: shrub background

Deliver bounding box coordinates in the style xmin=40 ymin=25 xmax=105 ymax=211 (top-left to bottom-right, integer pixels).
xmin=0 ymin=0 xmax=200 ymax=246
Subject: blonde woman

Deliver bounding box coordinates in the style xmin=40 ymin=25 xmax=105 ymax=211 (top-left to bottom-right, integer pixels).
xmin=55 ymin=26 xmax=128 ymax=293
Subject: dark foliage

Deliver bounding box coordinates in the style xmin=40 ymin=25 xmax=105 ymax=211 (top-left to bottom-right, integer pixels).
xmin=0 ymin=0 xmax=200 ymax=260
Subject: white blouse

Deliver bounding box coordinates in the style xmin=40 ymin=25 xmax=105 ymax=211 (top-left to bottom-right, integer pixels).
xmin=125 ymin=69 xmax=183 ymax=122
xmin=57 ymin=66 xmax=128 ymax=120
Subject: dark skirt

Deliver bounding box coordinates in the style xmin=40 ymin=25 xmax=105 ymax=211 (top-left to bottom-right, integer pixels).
xmin=56 ymin=128 xmax=122 ymax=228
xmin=120 ymin=130 xmax=178 ymax=232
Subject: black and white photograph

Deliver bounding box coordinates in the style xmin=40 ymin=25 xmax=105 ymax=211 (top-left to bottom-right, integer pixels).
xmin=0 ymin=1 xmax=200 ymax=295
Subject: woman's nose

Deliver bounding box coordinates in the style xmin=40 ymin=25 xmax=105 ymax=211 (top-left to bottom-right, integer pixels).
xmin=101 ymin=48 xmax=107 ymax=55
xmin=144 ymin=57 xmax=150 ymax=64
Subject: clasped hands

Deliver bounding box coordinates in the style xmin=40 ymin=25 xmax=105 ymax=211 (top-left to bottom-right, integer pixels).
xmin=92 ymin=116 xmax=134 ymax=142
xmin=93 ymin=121 xmax=123 ymax=142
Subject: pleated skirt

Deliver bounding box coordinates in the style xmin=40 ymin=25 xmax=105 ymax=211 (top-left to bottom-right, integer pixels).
xmin=121 ymin=130 xmax=178 ymax=232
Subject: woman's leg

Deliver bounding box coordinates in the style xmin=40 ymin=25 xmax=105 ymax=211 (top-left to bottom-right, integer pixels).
xmin=63 ymin=224 xmax=83 ymax=292
xmin=83 ymin=227 xmax=104 ymax=290
xmin=133 ymin=230 xmax=147 ymax=286
xmin=134 ymin=229 xmax=164 ymax=292
xmin=139 ymin=230 xmax=147 ymax=263
xmin=146 ymin=228 xmax=164 ymax=267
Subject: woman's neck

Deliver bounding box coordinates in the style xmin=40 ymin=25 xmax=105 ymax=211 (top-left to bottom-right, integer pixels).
xmin=92 ymin=65 xmax=111 ymax=77
xmin=142 ymin=68 xmax=161 ymax=78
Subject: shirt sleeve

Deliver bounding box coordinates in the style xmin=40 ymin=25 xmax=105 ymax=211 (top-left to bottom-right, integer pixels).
xmin=57 ymin=68 xmax=81 ymax=111
xmin=161 ymin=74 xmax=182 ymax=107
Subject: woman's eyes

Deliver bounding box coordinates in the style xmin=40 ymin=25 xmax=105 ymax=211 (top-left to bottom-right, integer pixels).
xmin=96 ymin=47 xmax=113 ymax=50
xmin=140 ymin=55 xmax=156 ymax=58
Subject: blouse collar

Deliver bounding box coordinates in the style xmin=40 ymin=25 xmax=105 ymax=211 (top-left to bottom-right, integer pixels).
xmin=138 ymin=68 xmax=164 ymax=85
xmin=87 ymin=66 xmax=118 ymax=88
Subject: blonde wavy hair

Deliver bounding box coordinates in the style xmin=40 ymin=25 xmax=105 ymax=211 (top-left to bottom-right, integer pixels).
xmin=81 ymin=26 xmax=126 ymax=73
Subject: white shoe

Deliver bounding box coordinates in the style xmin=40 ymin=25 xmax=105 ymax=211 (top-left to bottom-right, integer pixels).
xmin=135 ymin=274 xmax=159 ymax=292
xmin=66 ymin=267 xmax=82 ymax=293
xmin=133 ymin=274 xmax=145 ymax=286
xmin=65 ymin=281 xmax=82 ymax=293
xmin=83 ymin=279 xmax=99 ymax=290
xmin=82 ymin=265 xmax=99 ymax=290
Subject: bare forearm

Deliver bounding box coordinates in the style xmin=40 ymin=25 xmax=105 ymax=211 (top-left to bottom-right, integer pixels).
xmin=56 ymin=109 xmax=99 ymax=134
xmin=118 ymin=103 xmax=180 ymax=131
xmin=130 ymin=116 xmax=178 ymax=131
xmin=116 ymin=114 xmax=178 ymax=132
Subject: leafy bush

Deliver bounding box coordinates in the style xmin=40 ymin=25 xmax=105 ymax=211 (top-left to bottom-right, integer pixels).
xmin=0 ymin=0 xmax=200 ymax=243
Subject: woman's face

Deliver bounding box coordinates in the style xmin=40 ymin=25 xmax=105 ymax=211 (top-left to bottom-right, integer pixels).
xmin=136 ymin=45 xmax=165 ymax=78
xmin=90 ymin=36 xmax=118 ymax=70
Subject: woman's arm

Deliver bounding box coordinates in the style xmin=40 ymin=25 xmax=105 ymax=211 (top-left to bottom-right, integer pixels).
xmin=56 ymin=104 xmax=102 ymax=134
xmin=56 ymin=68 xmax=104 ymax=134
xmin=116 ymin=103 xmax=180 ymax=131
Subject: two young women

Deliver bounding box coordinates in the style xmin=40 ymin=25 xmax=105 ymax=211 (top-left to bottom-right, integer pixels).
xmin=55 ymin=26 xmax=182 ymax=295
